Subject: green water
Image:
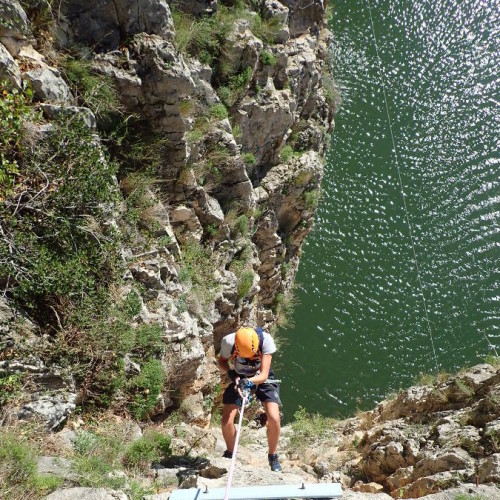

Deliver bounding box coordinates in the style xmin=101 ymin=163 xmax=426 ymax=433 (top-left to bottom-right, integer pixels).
xmin=276 ymin=0 xmax=500 ymax=419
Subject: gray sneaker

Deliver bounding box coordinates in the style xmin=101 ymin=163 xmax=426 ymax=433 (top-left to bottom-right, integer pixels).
xmin=268 ymin=453 xmax=282 ymax=472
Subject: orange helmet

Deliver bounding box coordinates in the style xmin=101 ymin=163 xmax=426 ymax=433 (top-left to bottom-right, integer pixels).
xmin=234 ymin=327 xmax=260 ymax=359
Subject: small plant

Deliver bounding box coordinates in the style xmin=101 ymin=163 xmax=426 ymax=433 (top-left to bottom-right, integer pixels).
xmin=274 ymin=288 xmax=299 ymax=329
xmin=178 ymin=240 xmax=220 ymax=313
xmin=218 ymin=66 xmax=253 ymax=107
xmin=235 ymin=214 xmax=249 ymax=236
xmin=123 ymin=431 xmax=171 ymax=470
xmin=232 ymin=124 xmax=242 ymax=138
xmin=209 ymin=103 xmax=228 ymax=120
xmin=0 ymin=373 xmax=23 ymax=406
xmin=205 ymin=223 xmax=219 ymax=237
xmin=0 ymin=429 xmax=62 ymax=498
xmin=237 ymin=270 xmax=255 ymax=299
xmin=179 ymin=99 xmax=196 ymax=117
xmin=303 ymin=189 xmax=320 ymax=210
xmin=129 ymin=360 xmax=165 ymax=420
xmin=242 ymin=152 xmax=256 ymax=165
xmin=290 ymin=406 xmax=336 ymax=450
xmin=62 ymin=57 xmax=123 ymax=126
xmin=280 ymin=145 xmax=294 ymax=162
xmin=260 ymin=50 xmax=278 ymax=66
xmin=485 ymin=354 xmax=500 ymax=368
xmin=250 ymin=13 xmax=283 ymax=44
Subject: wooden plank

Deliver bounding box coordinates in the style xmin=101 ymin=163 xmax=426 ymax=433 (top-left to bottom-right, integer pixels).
xmin=169 ymin=483 xmax=342 ymax=500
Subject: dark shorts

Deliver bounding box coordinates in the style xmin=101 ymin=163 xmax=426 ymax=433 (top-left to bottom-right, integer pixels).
xmin=223 ymin=379 xmax=281 ymax=406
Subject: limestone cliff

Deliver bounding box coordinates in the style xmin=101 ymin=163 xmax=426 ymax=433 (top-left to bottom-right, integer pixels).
xmin=0 ymin=0 xmax=336 ymax=429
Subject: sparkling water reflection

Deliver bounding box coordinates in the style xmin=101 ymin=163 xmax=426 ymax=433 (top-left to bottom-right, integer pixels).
xmin=277 ymin=0 xmax=500 ymax=419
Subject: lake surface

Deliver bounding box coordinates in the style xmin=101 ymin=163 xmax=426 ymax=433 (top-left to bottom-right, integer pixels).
xmin=276 ymin=0 xmax=500 ymax=419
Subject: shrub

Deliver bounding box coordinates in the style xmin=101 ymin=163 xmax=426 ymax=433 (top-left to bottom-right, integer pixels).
xmin=218 ymin=66 xmax=253 ymax=107
xmin=0 ymin=429 xmax=62 ymax=498
xmin=209 ymin=103 xmax=228 ymax=120
xmin=274 ymin=288 xmax=299 ymax=329
xmin=0 ymin=83 xmax=36 ymax=194
xmin=235 ymin=214 xmax=249 ymax=236
xmin=242 ymin=152 xmax=256 ymax=165
xmin=123 ymin=431 xmax=171 ymax=470
xmin=260 ymin=50 xmax=277 ymax=66
xmin=62 ymin=57 xmax=122 ymax=127
xmin=129 ymin=360 xmax=165 ymax=420
xmin=250 ymin=13 xmax=283 ymax=44
xmin=237 ymin=270 xmax=255 ymax=299
xmin=179 ymin=240 xmax=220 ymax=311
xmin=303 ymin=189 xmax=320 ymax=209
xmin=280 ymin=144 xmax=294 ymax=162
xmin=171 ymin=6 xmax=238 ymax=67
xmin=0 ymin=90 xmax=120 ymax=318
xmin=290 ymin=406 xmax=336 ymax=450
xmin=0 ymin=373 xmax=23 ymax=406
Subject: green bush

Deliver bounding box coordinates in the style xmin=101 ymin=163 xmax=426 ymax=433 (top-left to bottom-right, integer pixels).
xmin=0 ymin=88 xmax=120 ymax=318
xmin=260 ymin=50 xmax=277 ymax=66
xmin=242 ymin=152 xmax=256 ymax=165
xmin=123 ymin=431 xmax=171 ymax=469
xmin=237 ymin=270 xmax=255 ymax=299
xmin=250 ymin=13 xmax=283 ymax=44
xmin=179 ymin=240 xmax=220 ymax=312
xmin=0 ymin=430 xmax=62 ymax=498
xmin=303 ymin=189 xmax=320 ymax=209
xmin=209 ymin=103 xmax=228 ymax=120
xmin=290 ymin=406 xmax=336 ymax=450
xmin=62 ymin=57 xmax=122 ymax=127
xmin=218 ymin=66 xmax=253 ymax=107
xmin=129 ymin=360 xmax=165 ymax=420
xmin=0 ymin=83 xmax=36 ymax=194
xmin=0 ymin=373 xmax=23 ymax=406
xmin=235 ymin=214 xmax=249 ymax=236
xmin=280 ymin=144 xmax=294 ymax=162
xmin=171 ymin=6 xmax=237 ymax=67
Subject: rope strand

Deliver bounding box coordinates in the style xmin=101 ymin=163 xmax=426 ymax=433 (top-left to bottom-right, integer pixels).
xmin=366 ymin=0 xmax=440 ymax=372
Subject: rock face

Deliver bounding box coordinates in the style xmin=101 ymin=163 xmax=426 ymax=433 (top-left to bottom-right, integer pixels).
xmin=0 ymin=0 xmax=335 ymax=430
xmin=292 ymin=364 xmax=500 ymax=499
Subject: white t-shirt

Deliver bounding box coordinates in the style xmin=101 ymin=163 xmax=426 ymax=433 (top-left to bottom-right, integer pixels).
xmin=219 ymin=331 xmax=276 ymax=378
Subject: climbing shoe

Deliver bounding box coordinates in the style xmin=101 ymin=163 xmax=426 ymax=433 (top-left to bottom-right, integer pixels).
xmin=222 ymin=450 xmax=233 ymax=459
xmin=268 ymin=453 xmax=282 ymax=472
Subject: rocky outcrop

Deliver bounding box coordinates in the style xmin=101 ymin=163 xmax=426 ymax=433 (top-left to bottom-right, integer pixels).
xmin=0 ymin=0 xmax=334 ymax=435
xmin=288 ymin=363 xmax=500 ymax=498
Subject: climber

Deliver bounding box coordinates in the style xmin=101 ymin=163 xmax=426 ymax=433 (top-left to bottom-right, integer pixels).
xmin=218 ymin=326 xmax=282 ymax=472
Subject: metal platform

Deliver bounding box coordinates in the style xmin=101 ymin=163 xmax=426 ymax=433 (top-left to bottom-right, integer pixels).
xmin=169 ymin=483 xmax=342 ymax=500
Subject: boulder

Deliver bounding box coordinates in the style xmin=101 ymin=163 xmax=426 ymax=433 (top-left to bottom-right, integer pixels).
xmin=23 ymin=67 xmax=73 ymax=104
xmin=61 ymin=0 xmax=174 ymax=49
xmin=261 ymin=0 xmax=289 ymax=43
xmin=395 ymin=471 xmax=464 ymax=498
xmin=18 ymin=392 xmax=77 ymax=430
xmin=0 ymin=0 xmax=30 ymax=54
xmin=193 ymin=190 xmax=225 ymax=225
xmin=478 ymin=453 xmax=500 ymax=483
xmin=0 ymin=42 xmax=20 ymax=88
xmin=37 ymin=456 xmax=77 ymax=481
xmin=236 ymin=82 xmax=295 ymax=168
xmin=39 ymin=104 xmax=96 ymax=129
xmin=411 ymin=448 xmax=474 ymax=480
xmin=218 ymin=20 xmax=263 ymax=76
xmin=386 ymin=466 xmax=414 ymax=491
xmin=352 ymin=481 xmax=385 ymax=494
xmin=281 ymin=0 xmax=325 ymax=37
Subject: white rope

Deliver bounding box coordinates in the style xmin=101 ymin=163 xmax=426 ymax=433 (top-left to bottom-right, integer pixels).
xmin=365 ymin=0 xmax=440 ymax=373
xmin=223 ymin=387 xmax=250 ymax=500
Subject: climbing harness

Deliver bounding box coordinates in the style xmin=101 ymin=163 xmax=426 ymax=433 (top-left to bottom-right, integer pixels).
xmin=223 ymin=384 xmax=251 ymax=500
xmin=365 ymin=0 xmax=440 ymax=373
